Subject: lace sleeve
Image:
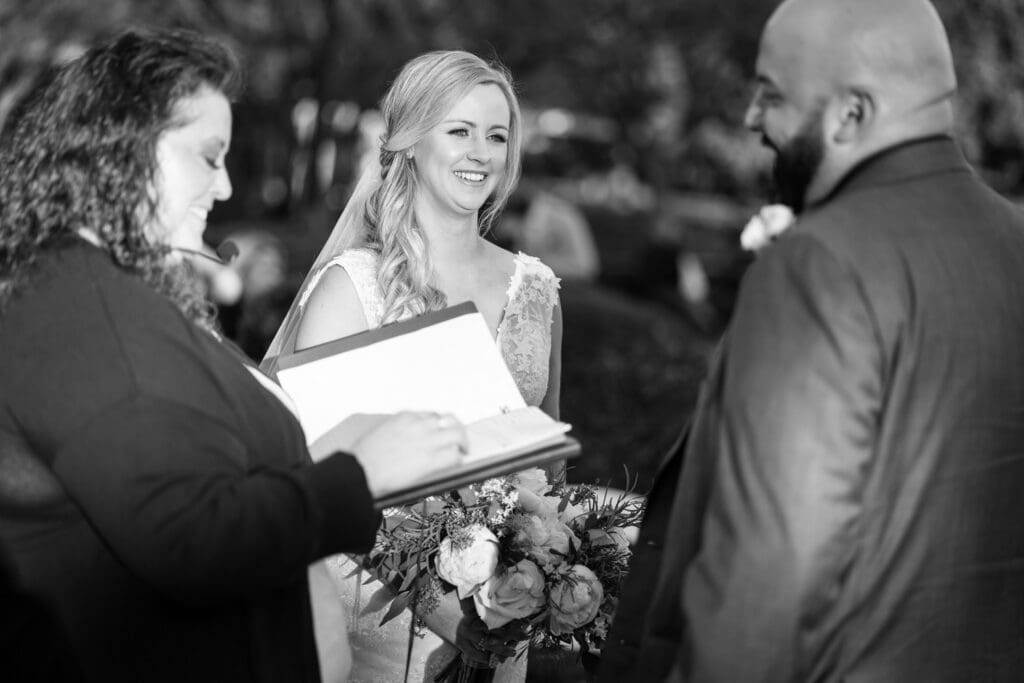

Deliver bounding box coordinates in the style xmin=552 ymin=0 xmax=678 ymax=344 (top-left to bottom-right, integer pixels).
xmin=499 ymin=254 xmax=561 ymax=407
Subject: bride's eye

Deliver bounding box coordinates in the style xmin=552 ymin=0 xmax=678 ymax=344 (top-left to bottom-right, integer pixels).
xmin=448 ymin=128 xmax=469 ymax=138
xmin=489 ymin=133 xmax=508 ymax=144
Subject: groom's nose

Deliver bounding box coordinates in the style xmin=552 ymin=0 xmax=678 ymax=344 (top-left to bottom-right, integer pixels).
xmin=744 ymin=99 xmax=764 ymax=132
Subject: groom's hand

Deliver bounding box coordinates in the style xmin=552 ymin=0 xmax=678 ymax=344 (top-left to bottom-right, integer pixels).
xmin=350 ymin=412 xmax=467 ymax=494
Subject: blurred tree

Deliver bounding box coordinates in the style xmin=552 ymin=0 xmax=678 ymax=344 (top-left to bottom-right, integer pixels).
xmin=935 ymin=0 xmax=1024 ymax=193
xmin=0 ymin=0 xmax=123 ymax=129
xmin=5 ymin=0 xmax=1024 ymax=213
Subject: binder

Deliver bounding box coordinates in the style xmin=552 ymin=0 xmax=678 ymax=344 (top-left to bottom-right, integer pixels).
xmin=272 ymin=302 xmax=580 ymax=506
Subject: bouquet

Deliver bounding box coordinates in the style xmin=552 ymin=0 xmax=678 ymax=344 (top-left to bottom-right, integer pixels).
xmin=359 ymin=467 xmax=645 ymax=681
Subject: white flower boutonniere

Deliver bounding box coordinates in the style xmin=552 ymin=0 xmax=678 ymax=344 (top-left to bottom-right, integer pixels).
xmin=740 ymin=204 xmax=796 ymax=252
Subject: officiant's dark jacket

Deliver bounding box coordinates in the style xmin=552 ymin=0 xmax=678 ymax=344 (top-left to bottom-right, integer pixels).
xmin=0 ymin=238 xmax=380 ymax=682
xmin=601 ymin=136 xmax=1024 ymax=682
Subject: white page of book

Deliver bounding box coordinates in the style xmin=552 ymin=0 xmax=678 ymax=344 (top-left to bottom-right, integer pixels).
xmin=463 ymin=406 xmax=572 ymax=463
xmin=277 ymin=311 xmax=527 ymax=444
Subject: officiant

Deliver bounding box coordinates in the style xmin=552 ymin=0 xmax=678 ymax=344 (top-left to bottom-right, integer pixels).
xmin=0 ymin=29 xmax=466 ymax=683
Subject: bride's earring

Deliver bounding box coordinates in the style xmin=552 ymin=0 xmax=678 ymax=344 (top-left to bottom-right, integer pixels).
xmin=405 ymin=149 xmax=414 ymax=160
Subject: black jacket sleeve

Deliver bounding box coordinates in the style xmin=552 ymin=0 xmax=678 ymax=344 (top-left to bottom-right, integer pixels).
xmin=53 ymin=394 xmax=379 ymax=605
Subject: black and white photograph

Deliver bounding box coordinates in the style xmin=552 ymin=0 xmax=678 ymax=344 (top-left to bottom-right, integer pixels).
xmin=2 ymin=1 xmax=1023 ymax=681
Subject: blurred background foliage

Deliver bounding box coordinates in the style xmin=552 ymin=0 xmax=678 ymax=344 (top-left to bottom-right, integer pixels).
xmin=6 ymin=0 xmax=1022 ymax=201
xmin=2 ymin=0 xmax=1023 ymax=490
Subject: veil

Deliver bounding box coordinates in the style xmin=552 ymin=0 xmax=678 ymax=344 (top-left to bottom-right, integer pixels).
xmin=260 ymin=152 xmax=382 ymax=376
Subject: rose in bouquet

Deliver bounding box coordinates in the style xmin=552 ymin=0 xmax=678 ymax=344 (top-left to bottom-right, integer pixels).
xmin=548 ymin=565 xmax=604 ymax=635
xmin=363 ymin=468 xmax=646 ymax=681
xmin=473 ymin=559 xmax=547 ymax=629
xmin=435 ymin=524 xmax=500 ymax=599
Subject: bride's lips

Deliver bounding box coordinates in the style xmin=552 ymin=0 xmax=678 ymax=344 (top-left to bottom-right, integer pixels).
xmin=453 ymin=170 xmax=488 ymax=185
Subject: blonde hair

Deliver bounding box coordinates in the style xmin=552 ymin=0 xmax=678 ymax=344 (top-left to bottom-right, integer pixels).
xmin=365 ymin=50 xmax=522 ymax=325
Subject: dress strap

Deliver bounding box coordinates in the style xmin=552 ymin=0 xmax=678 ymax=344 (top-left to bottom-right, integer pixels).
xmin=299 ymin=247 xmax=385 ymax=328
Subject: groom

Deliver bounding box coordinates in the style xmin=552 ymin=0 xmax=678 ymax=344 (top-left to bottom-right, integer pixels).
xmin=600 ymin=0 xmax=1024 ymax=680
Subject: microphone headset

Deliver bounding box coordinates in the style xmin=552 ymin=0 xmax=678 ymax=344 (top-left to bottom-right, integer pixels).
xmin=173 ymin=240 xmax=240 ymax=266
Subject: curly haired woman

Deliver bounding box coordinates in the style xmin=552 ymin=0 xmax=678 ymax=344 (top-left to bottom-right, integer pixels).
xmin=0 ymin=29 xmax=465 ymax=683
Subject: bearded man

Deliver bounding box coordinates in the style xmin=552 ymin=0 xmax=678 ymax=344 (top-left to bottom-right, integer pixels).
xmin=600 ymin=0 xmax=1024 ymax=680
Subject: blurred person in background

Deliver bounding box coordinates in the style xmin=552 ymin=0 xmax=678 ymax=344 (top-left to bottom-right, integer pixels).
xmin=0 ymin=28 xmax=466 ymax=683
xmin=500 ymin=181 xmax=600 ymax=282
xmin=263 ymin=50 xmax=561 ymax=683
xmin=602 ymin=0 xmax=1024 ymax=680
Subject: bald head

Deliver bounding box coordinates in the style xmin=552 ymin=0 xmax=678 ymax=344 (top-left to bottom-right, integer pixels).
xmin=765 ymin=0 xmax=955 ymax=130
xmin=748 ymin=0 xmax=957 ymax=208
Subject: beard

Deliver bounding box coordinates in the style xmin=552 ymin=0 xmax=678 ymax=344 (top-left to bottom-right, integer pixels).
xmin=767 ymin=109 xmax=825 ymax=214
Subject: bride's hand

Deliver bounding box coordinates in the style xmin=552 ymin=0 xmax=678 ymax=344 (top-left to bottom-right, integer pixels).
xmin=454 ymin=597 xmax=528 ymax=665
xmin=350 ymin=412 xmax=467 ymax=494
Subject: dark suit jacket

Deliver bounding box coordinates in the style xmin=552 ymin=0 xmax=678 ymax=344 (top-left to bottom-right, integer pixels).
xmin=601 ymin=137 xmax=1024 ymax=682
xmin=0 ymin=239 xmax=380 ymax=682
xmin=0 ymin=542 xmax=83 ymax=681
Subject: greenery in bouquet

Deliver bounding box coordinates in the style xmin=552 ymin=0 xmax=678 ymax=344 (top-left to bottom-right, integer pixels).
xmin=360 ymin=467 xmax=645 ymax=675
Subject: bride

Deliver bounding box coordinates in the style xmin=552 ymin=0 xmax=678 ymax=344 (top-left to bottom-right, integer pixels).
xmin=263 ymin=51 xmax=563 ymax=682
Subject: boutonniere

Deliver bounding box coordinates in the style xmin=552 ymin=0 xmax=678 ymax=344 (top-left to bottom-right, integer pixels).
xmin=740 ymin=204 xmax=796 ymax=252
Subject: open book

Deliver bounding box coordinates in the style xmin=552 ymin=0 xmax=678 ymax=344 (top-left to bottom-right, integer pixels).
xmin=272 ymin=302 xmax=579 ymax=506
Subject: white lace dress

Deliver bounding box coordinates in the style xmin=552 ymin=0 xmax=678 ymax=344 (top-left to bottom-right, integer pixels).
xmin=311 ymin=247 xmax=560 ymax=683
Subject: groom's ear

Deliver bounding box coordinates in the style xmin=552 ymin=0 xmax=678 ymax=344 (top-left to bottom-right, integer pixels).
xmin=832 ymin=89 xmax=873 ymax=144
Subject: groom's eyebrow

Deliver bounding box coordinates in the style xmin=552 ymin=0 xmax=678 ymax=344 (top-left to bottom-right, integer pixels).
xmin=751 ymin=74 xmax=783 ymax=98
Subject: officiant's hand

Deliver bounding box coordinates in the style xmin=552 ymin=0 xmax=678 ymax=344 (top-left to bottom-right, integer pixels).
xmin=351 ymin=412 xmax=467 ymax=494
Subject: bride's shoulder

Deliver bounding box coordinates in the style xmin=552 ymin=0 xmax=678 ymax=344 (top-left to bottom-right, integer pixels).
xmin=298 ymin=247 xmax=379 ymax=310
xmin=322 ymin=247 xmax=379 ymax=283
xmin=481 ymin=242 xmax=553 ymax=281
xmin=480 ymin=241 xmax=514 ymax=272
xmin=324 ymin=246 xmax=379 ymax=270
xmin=511 ymin=249 xmax=559 ymax=287
xmin=499 ymin=247 xmax=560 ymax=311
